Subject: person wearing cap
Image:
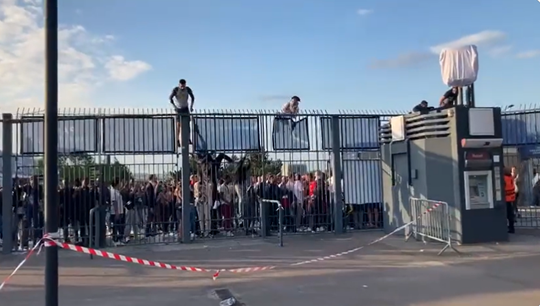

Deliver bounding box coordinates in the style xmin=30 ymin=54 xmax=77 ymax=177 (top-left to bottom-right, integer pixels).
xmin=169 ymin=79 xmax=195 ymax=147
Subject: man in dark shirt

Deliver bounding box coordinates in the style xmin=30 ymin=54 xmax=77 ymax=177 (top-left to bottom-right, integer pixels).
xmin=412 ymin=100 xmax=430 ymax=113
xmin=439 ymin=87 xmax=458 ymax=107
xmin=145 ymin=175 xmax=157 ymax=236
xmin=169 ymin=79 xmax=195 ymax=147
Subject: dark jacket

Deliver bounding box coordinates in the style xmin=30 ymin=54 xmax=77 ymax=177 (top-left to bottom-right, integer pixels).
xmin=145 ymin=183 xmax=156 ymax=208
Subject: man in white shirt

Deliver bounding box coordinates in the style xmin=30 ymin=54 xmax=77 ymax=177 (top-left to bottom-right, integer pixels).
xmin=292 ymin=174 xmax=304 ymax=231
xmin=169 ymin=79 xmax=195 ymax=147
xmin=218 ymin=178 xmax=234 ymax=236
xmin=532 ymin=169 xmax=539 ymax=188
xmin=109 ymin=179 xmax=125 ymax=245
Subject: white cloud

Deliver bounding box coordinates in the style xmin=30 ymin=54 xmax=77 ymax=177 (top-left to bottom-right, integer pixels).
xmin=104 ymin=55 xmax=152 ymax=81
xmin=516 ymin=50 xmax=540 ymax=59
xmin=370 ymin=30 xmax=507 ymax=69
xmin=429 ymin=30 xmax=506 ymax=54
xmin=369 ymin=51 xmax=434 ymax=69
xmin=357 ymin=9 xmax=373 ymax=16
xmin=0 ymin=0 xmax=151 ymax=114
xmin=488 ymin=45 xmax=513 ymax=58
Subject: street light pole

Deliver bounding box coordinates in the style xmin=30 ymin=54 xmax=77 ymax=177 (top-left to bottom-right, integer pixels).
xmin=44 ymin=0 xmax=59 ymax=306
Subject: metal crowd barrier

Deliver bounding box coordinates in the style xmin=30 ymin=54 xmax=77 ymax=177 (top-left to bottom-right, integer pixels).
xmin=406 ymin=197 xmax=460 ymax=255
xmin=259 ymin=199 xmax=284 ymax=247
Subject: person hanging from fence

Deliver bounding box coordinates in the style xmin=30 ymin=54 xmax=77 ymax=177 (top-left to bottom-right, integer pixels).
xmin=169 ymin=78 xmax=195 ymax=147
xmin=274 ymin=96 xmax=301 ymax=134
xmin=503 ymin=167 xmax=516 ymax=234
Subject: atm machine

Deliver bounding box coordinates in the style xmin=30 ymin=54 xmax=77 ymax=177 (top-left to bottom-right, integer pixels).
xmin=457 ymin=107 xmax=507 ymax=243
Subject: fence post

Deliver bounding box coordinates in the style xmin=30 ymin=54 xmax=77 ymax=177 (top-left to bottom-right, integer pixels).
xmin=330 ymin=115 xmax=344 ymax=234
xmin=180 ymin=113 xmax=191 ymax=243
xmin=2 ymin=113 xmax=13 ymax=254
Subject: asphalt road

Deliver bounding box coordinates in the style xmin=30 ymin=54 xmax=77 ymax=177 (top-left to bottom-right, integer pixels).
xmin=2 ymin=231 xmax=540 ymax=306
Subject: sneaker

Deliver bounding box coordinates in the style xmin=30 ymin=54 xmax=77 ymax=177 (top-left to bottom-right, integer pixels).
xmin=190 ymin=232 xmax=196 ymax=241
xmin=226 ymin=231 xmax=234 ymax=237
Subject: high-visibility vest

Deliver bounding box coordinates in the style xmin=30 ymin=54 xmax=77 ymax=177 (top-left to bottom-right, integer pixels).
xmin=504 ymin=174 xmax=516 ymax=202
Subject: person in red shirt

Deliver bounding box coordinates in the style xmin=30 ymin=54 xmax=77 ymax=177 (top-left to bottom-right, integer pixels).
xmin=306 ymin=173 xmax=318 ymax=233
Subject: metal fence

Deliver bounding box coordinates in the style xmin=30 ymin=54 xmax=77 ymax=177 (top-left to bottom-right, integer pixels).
xmin=501 ymin=106 xmax=540 ymax=228
xmin=2 ymin=105 xmax=540 ymax=253
xmin=406 ymin=197 xmax=459 ymax=255
xmin=0 ymin=108 xmax=401 ymax=253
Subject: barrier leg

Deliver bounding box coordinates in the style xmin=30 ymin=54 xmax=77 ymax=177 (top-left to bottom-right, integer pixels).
xmin=278 ymin=205 xmax=284 ymax=247
xmin=260 ymin=201 xmax=268 ymax=238
xmin=89 ymin=208 xmax=95 ymax=260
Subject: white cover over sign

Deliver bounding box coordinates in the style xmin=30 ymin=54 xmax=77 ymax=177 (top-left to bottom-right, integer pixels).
xmin=439 ymin=45 xmax=479 ymax=87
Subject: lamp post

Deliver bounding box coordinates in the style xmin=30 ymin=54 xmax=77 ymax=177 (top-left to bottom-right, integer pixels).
xmin=44 ymin=0 xmax=59 ymax=306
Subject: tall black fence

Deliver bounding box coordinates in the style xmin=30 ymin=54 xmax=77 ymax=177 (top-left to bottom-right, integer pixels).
xmin=1 ymin=105 xmax=538 ymax=254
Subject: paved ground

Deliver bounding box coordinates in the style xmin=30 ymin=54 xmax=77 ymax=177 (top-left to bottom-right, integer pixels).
xmin=2 ymin=230 xmax=540 ymax=306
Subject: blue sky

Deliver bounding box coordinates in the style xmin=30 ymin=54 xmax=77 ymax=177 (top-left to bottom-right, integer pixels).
xmin=1 ymin=0 xmax=539 ymax=113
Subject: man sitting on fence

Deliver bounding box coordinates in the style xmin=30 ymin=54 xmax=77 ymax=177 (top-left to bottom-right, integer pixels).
xmin=275 ymin=96 xmax=301 ymax=133
xmin=169 ymin=79 xmax=195 ymax=147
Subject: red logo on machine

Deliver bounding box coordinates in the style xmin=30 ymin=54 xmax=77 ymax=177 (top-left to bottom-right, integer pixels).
xmin=465 ymin=151 xmax=490 ymax=160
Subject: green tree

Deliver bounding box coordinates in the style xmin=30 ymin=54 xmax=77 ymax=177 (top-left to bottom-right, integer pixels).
xmin=168 ymin=152 xmax=282 ymax=180
xmin=246 ymin=151 xmax=282 ymax=176
xmin=168 ymin=155 xmax=199 ymax=179
xmin=36 ymin=153 xmax=133 ymax=183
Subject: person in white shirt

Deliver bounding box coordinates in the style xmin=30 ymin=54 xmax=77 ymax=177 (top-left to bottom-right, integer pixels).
xmin=218 ymin=178 xmax=234 ymax=236
xmin=532 ymin=169 xmax=539 ymax=188
xmin=109 ymin=178 xmax=125 ymax=245
xmin=292 ymin=174 xmax=304 ymax=231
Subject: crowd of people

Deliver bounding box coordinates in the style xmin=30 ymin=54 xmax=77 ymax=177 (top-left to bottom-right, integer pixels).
xmin=0 ymin=168 xmax=382 ymax=251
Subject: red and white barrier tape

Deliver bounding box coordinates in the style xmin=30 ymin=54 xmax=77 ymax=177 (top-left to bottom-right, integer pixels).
xmin=0 ymin=202 xmax=442 ymax=291
xmin=0 ymin=238 xmax=45 ymax=291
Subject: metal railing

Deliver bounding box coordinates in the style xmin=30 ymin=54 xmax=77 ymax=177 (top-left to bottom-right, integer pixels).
xmin=259 ymin=199 xmax=284 ymax=247
xmin=406 ymin=197 xmax=459 ymax=255
xmin=4 ymin=103 xmax=540 ymax=253
xmin=0 ymin=108 xmax=394 ymax=254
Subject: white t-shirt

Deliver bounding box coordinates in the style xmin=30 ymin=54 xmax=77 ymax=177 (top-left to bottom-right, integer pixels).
xmin=293 ymin=180 xmax=304 ymax=203
xmin=218 ymin=183 xmax=233 ymax=204
xmin=328 ymin=176 xmax=344 ymax=193
xmin=109 ymin=187 xmax=124 ymax=215
xmin=532 ymin=174 xmax=539 ymax=188
xmin=285 ymin=180 xmax=294 ymax=191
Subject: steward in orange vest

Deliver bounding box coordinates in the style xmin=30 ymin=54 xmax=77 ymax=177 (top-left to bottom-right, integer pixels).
xmin=503 ymin=168 xmax=516 ymax=233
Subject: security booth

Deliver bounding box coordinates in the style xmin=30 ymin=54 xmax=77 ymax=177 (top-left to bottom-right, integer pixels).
xmin=380 ymin=106 xmax=508 ymax=244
